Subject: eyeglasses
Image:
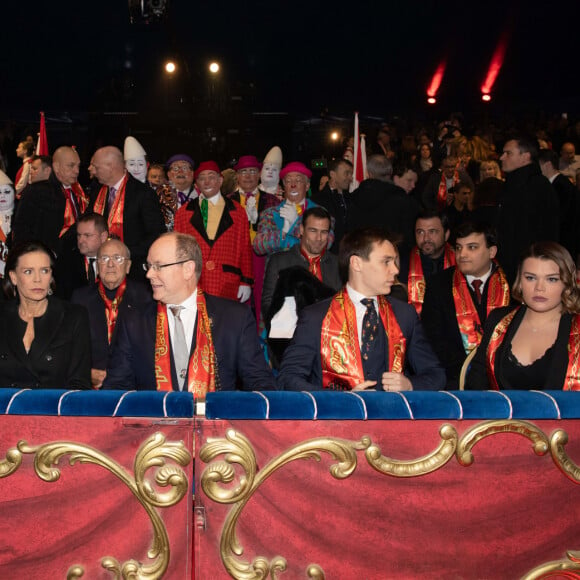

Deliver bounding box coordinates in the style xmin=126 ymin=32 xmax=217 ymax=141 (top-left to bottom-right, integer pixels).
xmin=142 ymin=259 xmax=192 ymax=272
xmin=98 ymin=255 xmax=128 ymax=264
xmin=238 ymin=168 xmax=259 ymax=175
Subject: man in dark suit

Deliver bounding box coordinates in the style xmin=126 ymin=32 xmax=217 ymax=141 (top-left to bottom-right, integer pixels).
xmin=539 ymin=148 xmax=580 ymax=264
xmin=311 ymin=158 xmax=353 ymax=253
xmin=13 ymin=146 xmax=89 ymax=257
xmin=421 ymin=222 xmax=511 ymax=389
xmin=54 ymin=213 xmax=109 ymax=299
xmin=71 ymin=238 xmax=153 ymax=389
xmin=277 ymin=228 xmax=445 ymax=391
xmin=102 ymin=232 xmax=276 ymax=393
xmin=89 ymin=146 xmax=165 ymax=282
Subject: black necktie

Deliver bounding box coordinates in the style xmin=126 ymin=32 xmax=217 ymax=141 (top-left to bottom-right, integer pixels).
xmin=360 ymin=298 xmax=378 ymax=361
xmin=88 ymin=258 xmax=96 ymax=284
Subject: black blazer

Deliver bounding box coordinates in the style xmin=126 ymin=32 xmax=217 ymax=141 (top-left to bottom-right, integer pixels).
xmin=102 ymin=293 xmax=276 ymax=391
xmin=70 ymin=279 xmax=153 ymax=370
xmin=421 ymin=266 xmax=501 ymax=389
xmin=277 ymin=294 xmax=446 ymax=391
xmin=0 ymin=296 xmax=91 ymax=389
xmin=466 ymin=306 xmax=573 ymax=390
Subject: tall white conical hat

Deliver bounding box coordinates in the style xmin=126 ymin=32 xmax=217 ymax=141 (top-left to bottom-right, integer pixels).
xmin=263 ymin=146 xmax=282 ymax=168
xmin=124 ymin=136 xmax=146 ymax=159
xmin=0 ymin=170 xmax=13 ymax=186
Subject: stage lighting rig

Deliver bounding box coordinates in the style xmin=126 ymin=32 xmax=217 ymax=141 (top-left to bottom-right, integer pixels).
xmin=128 ymin=0 xmax=168 ymax=23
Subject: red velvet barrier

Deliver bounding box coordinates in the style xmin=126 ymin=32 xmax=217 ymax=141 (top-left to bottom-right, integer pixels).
xmin=195 ymin=419 xmax=580 ymax=579
xmin=0 ymin=416 xmax=194 ymax=579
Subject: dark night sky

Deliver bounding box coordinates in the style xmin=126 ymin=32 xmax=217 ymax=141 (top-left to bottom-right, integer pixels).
xmin=3 ymin=0 xmax=580 ymax=116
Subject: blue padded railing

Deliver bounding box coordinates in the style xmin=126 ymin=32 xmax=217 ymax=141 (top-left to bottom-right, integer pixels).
xmin=0 ymin=389 xmax=194 ymax=417
xmin=2 ymin=390 xmax=580 ymax=420
xmin=204 ymin=391 xmax=580 ymax=420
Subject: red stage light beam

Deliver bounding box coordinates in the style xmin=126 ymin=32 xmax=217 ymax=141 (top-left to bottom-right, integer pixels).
xmin=481 ymin=34 xmax=508 ymax=95
xmin=427 ymin=61 xmax=446 ymax=99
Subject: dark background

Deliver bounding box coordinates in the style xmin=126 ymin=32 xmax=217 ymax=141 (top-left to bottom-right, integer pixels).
xmin=2 ymin=0 xmax=579 ymax=169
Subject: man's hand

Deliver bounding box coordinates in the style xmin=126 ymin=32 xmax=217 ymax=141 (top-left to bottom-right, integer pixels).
xmin=91 ymin=368 xmax=106 ymax=389
xmin=352 ymin=380 xmax=377 ymax=391
xmin=237 ymin=284 xmax=252 ymax=303
xmin=381 ymin=372 xmax=412 ymax=392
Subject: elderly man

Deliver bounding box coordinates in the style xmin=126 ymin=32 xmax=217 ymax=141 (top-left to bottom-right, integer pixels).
xmin=253 ymin=161 xmax=333 ymax=256
xmin=103 ymin=232 xmax=275 ymax=393
xmin=497 ymin=136 xmax=559 ymax=283
xmin=72 ymin=238 xmax=153 ymax=389
xmin=174 ymin=160 xmax=253 ymax=302
xmin=559 ymin=142 xmax=580 ymax=185
xmin=278 ymin=228 xmax=445 ymax=391
xmin=89 ymin=146 xmax=165 ymax=281
xmin=421 ymin=155 xmax=469 ymax=210
xmin=13 ymin=146 xmax=89 ymax=257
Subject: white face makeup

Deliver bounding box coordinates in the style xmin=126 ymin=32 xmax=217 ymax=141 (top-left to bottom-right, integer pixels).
xmin=261 ymin=163 xmax=280 ymax=189
xmin=0 ymin=184 xmax=15 ymax=213
xmin=125 ymin=156 xmax=147 ymax=182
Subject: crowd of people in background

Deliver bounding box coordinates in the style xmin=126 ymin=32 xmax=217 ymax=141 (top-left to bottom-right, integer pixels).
xmin=0 ymin=111 xmax=579 ymax=394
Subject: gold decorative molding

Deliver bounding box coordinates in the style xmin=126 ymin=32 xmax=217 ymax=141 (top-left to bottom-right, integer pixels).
xmin=199 ymin=420 xmax=580 ymax=579
xmin=1 ymin=432 xmax=191 ymax=579
xmin=521 ymin=550 xmax=580 ymax=579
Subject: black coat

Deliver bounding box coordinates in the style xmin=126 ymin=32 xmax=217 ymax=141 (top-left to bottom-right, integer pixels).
xmin=497 ymin=163 xmax=559 ymax=284
xmin=71 ymin=279 xmax=153 ymax=370
xmin=311 ymin=184 xmax=352 ymax=254
xmin=0 ymin=296 xmax=91 ymax=389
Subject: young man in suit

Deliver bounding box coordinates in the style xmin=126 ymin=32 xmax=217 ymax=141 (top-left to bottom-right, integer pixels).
xmin=277 ymin=228 xmax=445 ymax=391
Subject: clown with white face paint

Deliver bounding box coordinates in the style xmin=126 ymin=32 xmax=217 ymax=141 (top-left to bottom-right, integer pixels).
xmin=123 ymin=136 xmax=148 ymax=183
xmin=260 ymin=146 xmax=283 ymax=196
xmin=0 ymin=170 xmax=15 ymax=276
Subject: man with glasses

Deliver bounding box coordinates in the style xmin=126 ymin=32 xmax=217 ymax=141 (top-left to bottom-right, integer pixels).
xmin=253 ymin=161 xmax=334 ymax=256
xmin=72 ymin=238 xmax=153 ymax=389
xmin=102 ymin=232 xmax=275 ymax=393
xmin=174 ymin=160 xmax=253 ymax=302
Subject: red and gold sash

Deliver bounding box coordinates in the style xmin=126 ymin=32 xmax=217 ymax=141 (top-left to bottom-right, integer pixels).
xmin=486 ymin=308 xmax=580 ymax=391
xmin=453 ymin=266 xmax=510 ymax=354
xmin=97 ymin=279 xmax=127 ymax=344
xmin=155 ymin=290 xmax=216 ymax=398
xmin=437 ymin=170 xmax=459 ymax=209
xmin=320 ymin=289 xmax=406 ymax=390
xmin=408 ymin=244 xmax=456 ymax=315
xmin=93 ymin=175 xmax=128 ymax=240
xmin=60 ymin=182 xmax=89 ymax=238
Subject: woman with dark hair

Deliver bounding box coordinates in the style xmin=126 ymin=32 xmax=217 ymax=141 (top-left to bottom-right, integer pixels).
xmin=466 ymin=241 xmax=580 ymax=390
xmin=0 ymin=241 xmax=91 ymax=388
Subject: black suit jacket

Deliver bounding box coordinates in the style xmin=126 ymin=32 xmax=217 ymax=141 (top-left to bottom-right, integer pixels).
xmin=12 ymin=174 xmax=77 ymax=257
xmin=0 ymin=296 xmax=91 ymax=389
xmin=90 ymin=174 xmax=165 ymax=280
xmin=71 ymin=279 xmax=153 ymax=370
xmin=54 ymin=248 xmax=91 ymax=300
xmin=261 ymin=244 xmax=342 ymax=316
xmin=102 ymin=293 xmax=276 ymax=391
xmin=466 ymin=306 xmax=573 ymax=390
xmin=311 ymin=184 xmax=351 ymax=254
xmin=421 ymin=265 xmax=500 ymax=389
xmin=277 ymin=294 xmax=445 ymax=391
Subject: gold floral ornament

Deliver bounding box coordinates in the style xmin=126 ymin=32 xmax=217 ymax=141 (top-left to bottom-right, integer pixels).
xmin=1 ymin=432 xmax=191 ymax=579
xmin=200 ymin=421 xmax=580 ymax=579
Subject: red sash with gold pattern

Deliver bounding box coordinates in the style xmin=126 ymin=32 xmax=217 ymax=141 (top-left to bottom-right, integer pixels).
xmin=408 ymin=244 xmax=456 ymax=315
xmin=453 ymin=266 xmax=510 ymax=354
xmin=436 ymin=170 xmax=459 ymax=209
xmin=300 ymin=247 xmax=323 ymax=282
xmin=155 ymin=290 xmax=216 ymax=398
xmin=320 ymin=289 xmax=406 ymax=390
xmin=486 ymin=308 xmax=580 ymax=391
xmin=97 ymin=279 xmax=127 ymax=343
xmin=93 ymin=176 xmax=128 ymax=240
xmin=60 ymin=182 xmax=89 ymax=238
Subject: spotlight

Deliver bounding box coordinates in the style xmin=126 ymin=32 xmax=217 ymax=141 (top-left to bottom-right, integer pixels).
xmin=209 ymin=62 xmax=220 ymax=74
xmin=482 ymin=94 xmax=491 ymax=102
xmin=427 ymin=97 xmax=436 ymax=105
xmin=330 ymin=131 xmax=339 ymax=141
xmin=165 ymin=61 xmax=176 ymax=74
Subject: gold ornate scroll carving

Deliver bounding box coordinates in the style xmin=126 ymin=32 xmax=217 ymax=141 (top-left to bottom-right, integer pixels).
xmin=199 ymin=420 xmax=580 ymax=579
xmin=1 ymin=432 xmax=191 ymax=579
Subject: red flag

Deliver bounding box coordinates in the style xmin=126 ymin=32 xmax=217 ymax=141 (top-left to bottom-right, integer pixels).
xmin=351 ymin=112 xmax=367 ymax=190
xmin=35 ymin=112 xmax=48 ymax=156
